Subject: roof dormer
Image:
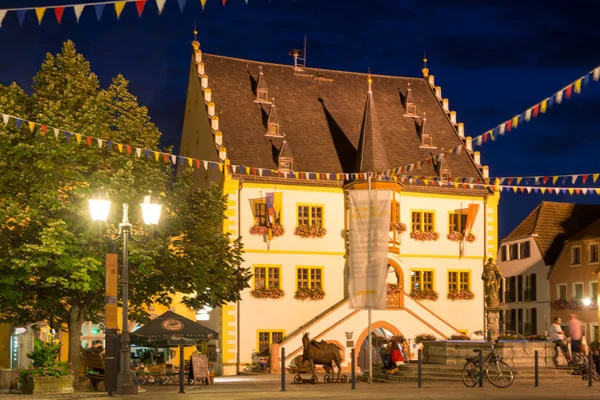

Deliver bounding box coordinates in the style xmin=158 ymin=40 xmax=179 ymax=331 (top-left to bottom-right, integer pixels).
xmin=404 ymin=82 xmax=418 ymax=117
xmin=265 ymin=98 xmax=283 ymax=138
xmin=255 ymin=66 xmax=271 ymax=104
xmin=278 ymin=138 xmax=294 ymax=172
xmin=419 ymin=113 xmax=436 ymax=149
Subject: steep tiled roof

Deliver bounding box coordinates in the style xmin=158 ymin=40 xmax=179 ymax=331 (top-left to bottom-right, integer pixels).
xmin=199 ymin=54 xmax=483 ymax=180
xmin=355 ymin=87 xmax=388 ymax=173
xmin=567 ymin=217 xmax=600 ymax=242
xmin=501 ymin=201 xmax=600 ymax=265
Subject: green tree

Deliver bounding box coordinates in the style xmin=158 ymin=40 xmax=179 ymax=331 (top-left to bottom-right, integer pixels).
xmin=0 ymin=41 xmax=250 ymax=376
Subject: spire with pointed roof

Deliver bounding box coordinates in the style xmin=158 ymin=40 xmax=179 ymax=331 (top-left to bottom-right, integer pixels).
xmin=422 ymin=52 xmax=429 ymax=78
xmin=255 ymin=66 xmax=271 ymax=103
xmin=278 ymin=136 xmax=294 ymax=171
xmin=265 ymin=98 xmax=283 ymax=137
xmin=355 ymin=73 xmax=389 ymax=173
xmin=404 ymin=82 xmax=417 ymax=116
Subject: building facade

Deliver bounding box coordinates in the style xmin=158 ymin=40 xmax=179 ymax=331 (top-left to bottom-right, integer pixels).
xmin=179 ymin=39 xmax=500 ymax=375
xmin=498 ymin=202 xmax=600 ymax=338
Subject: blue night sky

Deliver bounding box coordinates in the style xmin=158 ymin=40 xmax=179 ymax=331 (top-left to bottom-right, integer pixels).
xmin=1 ymin=0 xmax=600 ymax=239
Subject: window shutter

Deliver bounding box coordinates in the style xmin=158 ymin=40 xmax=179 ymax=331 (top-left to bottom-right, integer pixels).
xmin=510 ymin=277 xmax=517 ymax=302
xmin=517 ymin=308 xmax=523 ymax=334
xmin=531 ymin=308 xmax=537 ymax=335
xmin=531 ymin=273 xmax=537 ymax=301
xmin=499 ymin=278 xmax=504 ymax=304
xmin=517 ymin=275 xmax=523 ymax=302
xmin=510 ymin=309 xmax=516 ymax=331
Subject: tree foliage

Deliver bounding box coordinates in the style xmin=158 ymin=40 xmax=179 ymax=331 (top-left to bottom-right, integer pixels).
xmin=0 ymin=41 xmax=250 ymax=370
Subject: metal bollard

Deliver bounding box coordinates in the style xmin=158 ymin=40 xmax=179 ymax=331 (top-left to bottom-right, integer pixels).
xmin=281 ymin=347 xmax=286 ymax=392
xmin=179 ymin=345 xmax=185 ymax=394
xmin=534 ymin=350 xmax=539 ymax=387
xmin=417 ymin=349 xmax=422 ymax=388
xmin=351 ymin=348 xmax=356 ymax=390
xmin=589 ymin=352 xmax=593 ymax=387
xmin=478 ymin=351 xmax=483 ymax=387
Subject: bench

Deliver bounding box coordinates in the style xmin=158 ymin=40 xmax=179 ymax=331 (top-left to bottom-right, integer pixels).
xmin=80 ymin=351 xmax=105 ymax=391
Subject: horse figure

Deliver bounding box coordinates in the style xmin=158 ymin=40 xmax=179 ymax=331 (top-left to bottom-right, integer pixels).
xmin=302 ymin=332 xmax=342 ymax=381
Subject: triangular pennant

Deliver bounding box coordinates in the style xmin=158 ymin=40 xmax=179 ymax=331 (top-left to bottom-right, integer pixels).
xmin=593 ymin=67 xmax=600 ymax=82
xmin=156 ymin=0 xmax=167 ymax=14
xmin=54 ymin=7 xmax=65 ymax=23
xmin=596 ymin=189 xmax=600 ymax=196
xmin=524 ymin=108 xmax=532 ymax=121
xmin=145 ymin=149 xmax=150 ymax=159
xmin=583 ymin=189 xmax=588 ymax=195
xmin=516 ymin=178 xmax=522 ymax=185
xmin=512 ymin=187 xmax=518 ymax=193
xmin=498 ymin=124 xmax=505 ymax=135
xmin=218 ymin=164 xmax=224 ymax=172
xmin=548 ymin=96 xmax=555 ymax=108
xmin=584 ymin=74 xmax=590 ymax=86
xmin=561 ymin=189 xmax=567 ymax=195
xmin=507 ymin=178 xmax=514 ymax=185
xmin=17 ymin=10 xmax=27 ymax=27
xmin=258 ymin=168 xmax=263 ymax=177
xmin=194 ymin=159 xmax=200 ymax=168
xmin=200 ymin=0 xmax=207 ymax=10
xmin=118 ymin=143 xmax=124 ymax=153
xmin=73 ymin=5 xmax=85 ymax=22
xmin=64 ymin=131 xmax=71 ymax=140
xmin=153 ymin=151 xmax=160 ymax=161
xmin=552 ymin=176 xmax=558 ymax=184
xmin=212 ymin=163 xmax=218 ymax=171
xmin=115 ymin=2 xmax=126 ymax=19
xmin=188 ymin=157 xmax=193 ymax=167
xmin=512 ymin=115 xmax=519 ymax=129
xmin=565 ymin=85 xmax=573 ymax=99
xmin=41 ymin=125 xmax=47 ymax=136
xmin=136 ymin=148 xmax=142 ymax=158
xmin=126 ymin=145 xmax=132 ymax=155
xmin=108 ymin=141 xmax=113 ymax=150
xmin=594 ymin=174 xmax=599 ymax=183
xmin=95 ymin=4 xmax=105 ymax=21
xmin=28 ymin=121 xmax=36 ymax=133
xmin=15 ymin=119 xmax=23 ymax=129
xmin=86 ymin=136 xmax=93 ymax=146
xmin=245 ymin=166 xmax=250 ymax=174
xmin=170 ymin=155 xmax=177 ymax=164
xmin=204 ymin=161 xmax=209 ymax=170
xmin=575 ymin=189 xmax=581 ymax=195
xmin=574 ymin=78 xmax=582 ymax=94
xmin=1 ymin=114 xmax=8 ymax=126
xmin=136 ymin=0 xmax=147 ymax=17
xmin=555 ymin=90 xmax=563 ymax=104
xmin=526 ymin=187 xmax=532 ymax=194
xmin=53 ymin=128 xmax=59 ymax=139
xmin=178 ymin=0 xmax=187 ymax=11
xmin=519 ymin=187 xmax=525 ymax=193
xmin=568 ymin=188 xmax=574 ymax=195
xmin=35 ymin=8 xmax=46 ymax=25
xmin=540 ymin=188 xmax=546 ymax=194
xmin=540 ymin=99 xmax=548 ymax=114
xmin=75 ymin=133 xmax=82 ymax=144
xmin=0 ymin=10 xmax=6 ymax=28
xmin=582 ymin=174 xmax=588 ymax=184
xmin=532 ymin=104 xmax=539 ymax=118
xmin=162 ymin=153 xmax=169 ymax=163
xmin=505 ymin=119 xmax=512 ymax=132
xmin=572 ymin=175 xmax=577 ymax=184
xmin=96 ymin=138 xmax=103 ymax=148
xmin=476 ymin=135 xmax=483 ymax=146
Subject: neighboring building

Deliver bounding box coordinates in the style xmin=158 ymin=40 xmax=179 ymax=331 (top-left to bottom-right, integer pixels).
xmin=498 ymin=202 xmax=600 ymax=337
xmin=179 ymin=39 xmax=501 ymax=375
xmin=548 ymin=218 xmax=600 ymax=344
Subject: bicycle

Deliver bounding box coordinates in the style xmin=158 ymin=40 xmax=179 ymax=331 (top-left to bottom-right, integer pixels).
xmin=461 ymin=338 xmax=514 ymax=388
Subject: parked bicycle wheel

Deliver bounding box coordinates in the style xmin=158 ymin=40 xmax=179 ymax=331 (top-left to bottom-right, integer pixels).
xmin=485 ymin=359 xmax=514 ymax=388
xmin=461 ymin=361 xmax=479 ymax=387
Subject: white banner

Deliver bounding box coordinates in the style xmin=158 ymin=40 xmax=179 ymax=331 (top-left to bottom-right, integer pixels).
xmin=348 ymin=190 xmax=391 ymax=309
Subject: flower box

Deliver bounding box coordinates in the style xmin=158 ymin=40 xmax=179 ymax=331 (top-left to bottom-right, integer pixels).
xmin=250 ymin=287 xmax=285 ymax=299
xmin=409 ymin=289 xmax=438 ymax=301
xmin=410 ymin=230 xmax=439 ymax=241
xmin=448 ymin=333 xmax=469 ymax=340
xmin=21 ymin=375 xmax=74 ymax=395
xmin=249 ymin=224 xmax=284 ymax=237
xmin=414 ymin=333 xmax=436 ymax=344
xmin=294 ymin=287 xmax=325 ymax=301
xmin=389 ymin=222 xmax=407 ymax=235
xmin=386 ymin=283 xmax=401 ymax=295
xmin=446 ymin=231 xmax=476 ymax=242
xmin=294 ymin=224 xmax=327 ymax=238
xmin=447 ymin=290 xmax=475 ymax=301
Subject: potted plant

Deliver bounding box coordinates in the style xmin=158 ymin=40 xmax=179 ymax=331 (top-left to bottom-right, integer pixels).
xmin=447 ymin=289 xmax=475 ymax=301
xmin=294 ymin=286 xmax=325 ymax=301
xmin=410 ymin=230 xmax=440 ymax=241
xmin=249 ymin=223 xmax=284 ymax=237
xmin=414 ymin=333 xmax=436 ymax=344
xmin=17 ymin=338 xmax=74 ymax=394
xmin=409 ymin=289 xmax=439 ymax=301
xmin=448 ymin=333 xmax=470 ymax=340
xmin=250 ymin=287 xmax=285 ymax=299
xmin=389 ymin=222 xmax=407 ymax=235
xmin=294 ymin=224 xmax=327 ymax=238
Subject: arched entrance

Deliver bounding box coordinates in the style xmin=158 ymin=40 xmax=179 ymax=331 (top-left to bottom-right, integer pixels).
xmin=355 ymin=321 xmax=403 ymax=372
xmin=386 ymin=258 xmax=404 ymax=308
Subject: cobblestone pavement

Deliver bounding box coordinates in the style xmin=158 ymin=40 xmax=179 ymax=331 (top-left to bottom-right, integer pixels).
xmin=3 ymin=374 xmax=599 ymax=400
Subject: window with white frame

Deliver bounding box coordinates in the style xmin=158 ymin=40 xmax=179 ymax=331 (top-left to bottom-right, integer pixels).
xmin=591 ymin=281 xmax=598 ymax=302
xmin=509 ymin=243 xmax=518 ymax=260
xmin=519 ymin=241 xmax=531 ymax=259
xmin=571 ymin=246 xmax=582 ymax=266
xmin=590 ymin=243 xmax=599 ymax=263
xmin=573 ymin=282 xmax=584 ymax=299
xmin=557 ymin=284 xmax=567 ymax=300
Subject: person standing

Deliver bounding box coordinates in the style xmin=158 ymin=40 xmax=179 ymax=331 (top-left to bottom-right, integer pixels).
xmin=568 ymin=313 xmax=583 ymax=355
xmin=549 ymin=317 xmax=572 ymax=366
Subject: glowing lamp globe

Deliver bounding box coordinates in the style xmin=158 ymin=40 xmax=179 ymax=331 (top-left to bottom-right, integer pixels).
xmin=583 ymin=298 xmax=591 ymax=307
xmin=88 ymin=191 xmax=111 ymax=222
xmin=140 ymin=193 xmax=162 ymax=225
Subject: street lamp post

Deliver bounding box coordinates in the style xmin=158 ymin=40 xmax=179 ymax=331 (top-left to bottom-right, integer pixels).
xmin=89 ymin=191 xmax=161 ymax=395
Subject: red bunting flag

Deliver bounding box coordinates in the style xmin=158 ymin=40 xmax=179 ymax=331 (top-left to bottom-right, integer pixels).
xmin=583 ymin=174 xmax=589 ymax=183
xmin=575 ymin=189 xmax=581 ymax=195
xmin=41 ymin=124 xmax=48 ymax=136
xmin=162 ymin=153 xmax=169 ymax=163
xmin=565 ymin=85 xmax=573 ymax=99
xmin=543 ymin=176 xmax=549 ymax=184
xmin=195 ymin=159 xmax=201 ymax=169
xmin=508 ymin=178 xmax=513 ymax=185
xmin=223 ymin=0 xmax=227 ymax=5
xmin=86 ymin=136 xmax=93 ymax=146
xmin=136 ymin=0 xmax=146 ymax=17
xmin=532 ymin=104 xmax=539 ymax=118
xmin=54 ymin=7 xmax=65 ymax=23
xmin=126 ymin=145 xmax=132 ymax=155
xmin=483 ymin=132 xmax=488 ymax=143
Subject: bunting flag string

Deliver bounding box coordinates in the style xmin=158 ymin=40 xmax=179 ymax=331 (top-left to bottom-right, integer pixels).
xmin=0 ymin=0 xmax=248 ymax=27
xmin=365 ymin=64 xmax=600 ymax=178
xmin=4 ymin=110 xmax=600 ymax=193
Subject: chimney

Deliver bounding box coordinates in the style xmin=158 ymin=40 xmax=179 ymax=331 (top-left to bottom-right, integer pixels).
xmin=219 ymin=146 xmax=227 ymax=161
xmin=435 ymin=86 xmax=442 ymax=98
xmin=458 ymin=123 xmax=465 ymax=138
xmin=466 ymin=136 xmax=473 ymax=152
xmin=207 ymin=101 xmax=215 ymax=117
xmin=442 ymin=99 xmax=449 ymax=112
xmin=474 ymin=151 xmax=481 ymax=165
xmin=428 ymin=75 xmax=435 ymax=86
xmin=482 ymin=165 xmax=489 ymax=179
xmin=289 ymin=49 xmax=304 ymax=71
xmin=211 ymin=115 xmax=219 ymax=131
xmin=201 ymin=74 xmax=209 ymax=89
xmin=203 ymin=87 xmax=211 ymax=102
xmin=450 ymin=111 xmax=457 ymax=124
xmin=214 ymin=130 xmax=223 ymax=146
xmin=197 ymin=62 xmax=205 ymax=76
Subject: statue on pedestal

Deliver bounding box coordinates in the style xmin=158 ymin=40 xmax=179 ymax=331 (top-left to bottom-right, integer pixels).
xmin=481 ymin=257 xmax=502 ymax=308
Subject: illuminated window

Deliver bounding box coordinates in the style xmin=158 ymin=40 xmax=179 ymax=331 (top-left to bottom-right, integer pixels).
xmin=421 ymin=134 xmax=433 ymax=147
xmin=253 ymin=265 xmax=281 ymax=289
xmin=411 ymin=270 xmax=434 ymax=291
xmin=411 ymin=211 xmax=435 ymax=232
xmin=257 ymin=330 xmax=284 ymax=354
xmin=297 ymin=267 xmax=323 ymax=289
xmin=257 ymin=89 xmax=268 ymax=102
xmin=448 ymin=211 xmax=468 ymax=234
xmin=254 ymin=202 xmax=267 ymax=225
xmin=297 ymin=205 xmax=323 ymax=226
xmin=407 ymin=104 xmax=416 ymax=115
xmin=448 ymin=271 xmax=471 ymax=291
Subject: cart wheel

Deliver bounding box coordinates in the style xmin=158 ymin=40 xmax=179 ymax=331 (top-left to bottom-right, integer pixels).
xmin=310 ymin=375 xmax=318 ymax=384
xmin=294 ymin=375 xmax=302 ymax=384
xmin=341 ymin=375 xmax=348 ymax=383
xmin=324 ymin=375 xmax=331 ymax=383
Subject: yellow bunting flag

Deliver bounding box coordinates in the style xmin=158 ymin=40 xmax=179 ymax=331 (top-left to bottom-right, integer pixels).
xmin=245 ymin=167 xmax=250 ymax=174
xmin=115 ymin=2 xmax=126 ymax=19
xmin=574 ymin=78 xmax=582 ymax=94
xmin=75 ymin=133 xmax=82 ymax=144
xmin=218 ymin=164 xmax=223 ymax=172
xmin=552 ymin=176 xmax=559 ymax=184
xmin=35 ymin=8 xmax=46 ymax=24
xmin=516 ymin=177 xmax=522 ymax=184
xmin=540 ymin=99 xmax=547 ymax=113
xmin=188 ymin=158 xmax=193 ymax=167
xmin=201 ymin=0 xmax=208 ymax=10
xmin=594 ymin=174 xmax=599 ymax=183
xmin=117 ymin=143 xmax=123 ymax=153
xmin=568 ymin=188 xmax=574 ymax=195
xmin=28 ymin=121 xmax=35 ymax=132
xmin=596 ymin=189 xmax=600 ymax=195
xmin=512 ymin=187 xmax=518 ymax=193
xmin=540 ymin=188 xmax=546 ymax=194
xmin=453 ymin=183 xmax=459 ymax=188
xmin=153 ymin=151 xmax=160 ymax=161
xmin=512 ymin=115 xmax=519 ymax=129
